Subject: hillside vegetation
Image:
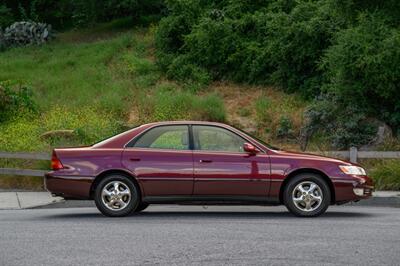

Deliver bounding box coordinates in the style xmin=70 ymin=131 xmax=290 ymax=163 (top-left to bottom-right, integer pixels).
xmin=156 ymin=0 xmax=400 ymax=149
xmin=0 ymin=22 xmax=309 ymax=153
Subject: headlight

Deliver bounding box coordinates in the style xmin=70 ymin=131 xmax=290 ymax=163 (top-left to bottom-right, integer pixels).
xmin=339 ymin=165 xmax=366 ymax=176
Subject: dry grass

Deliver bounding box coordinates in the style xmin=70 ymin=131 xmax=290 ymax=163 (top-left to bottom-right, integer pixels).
xmin=208 ymin=82 xmax=308 ymax=150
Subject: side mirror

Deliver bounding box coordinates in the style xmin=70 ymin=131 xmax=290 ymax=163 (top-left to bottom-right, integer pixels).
xmin=243 ymin=143 xmax=258 ymax=154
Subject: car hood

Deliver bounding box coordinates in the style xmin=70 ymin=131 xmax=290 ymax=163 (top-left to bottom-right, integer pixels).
xmin=270 ymin=150 xmax=352 ymax=165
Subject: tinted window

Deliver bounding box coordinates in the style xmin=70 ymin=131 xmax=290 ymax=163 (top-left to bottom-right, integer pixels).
xmin=133 ymin=125 xmax=189 ymax=150
xmin=193 ymin=125 xmax=246 ymax=152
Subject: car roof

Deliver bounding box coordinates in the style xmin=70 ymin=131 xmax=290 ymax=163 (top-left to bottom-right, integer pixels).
xmin=142 ymin=121 xmax=229 ymax=127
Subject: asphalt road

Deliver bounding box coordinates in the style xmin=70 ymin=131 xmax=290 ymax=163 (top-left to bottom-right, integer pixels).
xmin=0 ymin=205 xmax=399 ymax=266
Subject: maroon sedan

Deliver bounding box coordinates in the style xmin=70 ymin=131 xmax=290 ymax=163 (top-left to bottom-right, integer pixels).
xmin=45 ymin=121 xmax=373 ymax=217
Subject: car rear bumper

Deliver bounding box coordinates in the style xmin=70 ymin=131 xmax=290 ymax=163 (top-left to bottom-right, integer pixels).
xmin=44 ymin=172 xmax=94 ymax=199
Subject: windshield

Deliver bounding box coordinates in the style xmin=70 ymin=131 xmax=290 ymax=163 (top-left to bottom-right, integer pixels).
xmin=232 ymin=126 xmax=280 ymax=150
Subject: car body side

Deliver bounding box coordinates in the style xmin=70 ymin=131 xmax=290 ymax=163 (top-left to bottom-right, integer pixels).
xmin=44 ymin=121 xmax=373 ymax=205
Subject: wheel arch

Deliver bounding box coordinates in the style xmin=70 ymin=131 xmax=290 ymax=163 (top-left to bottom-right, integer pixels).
xmin=89 ymin=169 xmax=143 ymax=200
xmin=279 ymin=168 xmax=335 ymax=204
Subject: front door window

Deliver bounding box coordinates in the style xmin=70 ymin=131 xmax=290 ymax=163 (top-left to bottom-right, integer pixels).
xmin=193 ymin=125 xmax=246 ymax=153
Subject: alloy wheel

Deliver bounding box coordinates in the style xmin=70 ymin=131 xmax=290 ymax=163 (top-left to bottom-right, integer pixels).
xmin=101 ymin=181 xmax=131 ymax=211
xmin=292 ymin=181 xmax=323 ymax=212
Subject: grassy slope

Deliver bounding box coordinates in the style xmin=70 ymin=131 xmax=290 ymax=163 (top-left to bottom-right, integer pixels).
xmin=0 ymin=21 xmax=398 ymax=190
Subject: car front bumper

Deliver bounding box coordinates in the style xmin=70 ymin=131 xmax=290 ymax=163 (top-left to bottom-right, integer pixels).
xmin=333 ymin=175 xmax=374 ymax=203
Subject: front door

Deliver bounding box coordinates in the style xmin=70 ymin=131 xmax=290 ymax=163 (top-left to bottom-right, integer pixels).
xmin=192 ymin=125 xmax=270 ymax=197
xmin=122 ymin=125 xmax=193 ymax=197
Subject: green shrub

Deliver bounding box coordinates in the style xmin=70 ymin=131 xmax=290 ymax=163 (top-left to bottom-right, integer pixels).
xmin=1 ymin=0 xmax=165 ymax=30
xmin=192 ymin=93 xmax=226 ymax=122
xmin=156 ymin=0 xmax=344 ymax=97
xmin=370 ymin=160 xmax=400 ymax=190
xmin=0 ymin=4 xmax=13 ymax=28
xmin=166 ymin=56 xmax=211 ymax=89
xmin=276 ymin=115 xmax=293 ymax=139
xmin=255 ymin=97 xmax=271 ymax=125
xmin=155 ymin=0 xmax=206 ymax=59
xmin=0 ymin=81 xmax=36 ymax=122
xmin=303 ymin=94 xmax=376 ymax=149
xmin=321 ymin=12 xmax=400 ymax=132
xmin=156 ymin=0 xmax=400 ymax=139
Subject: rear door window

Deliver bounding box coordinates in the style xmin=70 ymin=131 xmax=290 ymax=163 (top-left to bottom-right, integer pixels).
xmin=133 ymin=125 xmax=189 ymax=150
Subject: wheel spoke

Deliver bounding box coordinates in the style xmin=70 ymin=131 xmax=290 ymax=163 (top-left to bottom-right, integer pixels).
xmin=106 ymin=199 xmax=115 ymax=208
xmin=308 ymin=183 xmax=316 ymax=193
xmin=118 ymin=199 xmax=127 ymax=208
xmin=305 ymin=201 xmax=312 ymax=210
xmin=293 ymin=196 xmax=303 ymax=203
xmin=120 ymin=189 xmax=130 ymax=197
xmin=311 ymin=195 xmax=322 ymax=203
xmin=298 ymin=185 xmax=307 ymax=194
xmin=113 ymin=182 xmax=120 ymax=193
xmin=102 ymin=189 xmax=112 ymax=197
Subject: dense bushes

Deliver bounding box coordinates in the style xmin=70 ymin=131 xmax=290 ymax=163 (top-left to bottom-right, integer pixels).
xmin=321 ymin=13 xmax=400 ymax=133
xmin=0 ymin=0 xmax=165 ymax=29
xmin=156 ymin=0 xmax=343 ymax=95
xmin=156 ymin=0 xmax=400 ymax=148
xmin=0 ymin=4 xmax=13 ymax=28
xmin=303 ymin=94 xmax=376 ymax=149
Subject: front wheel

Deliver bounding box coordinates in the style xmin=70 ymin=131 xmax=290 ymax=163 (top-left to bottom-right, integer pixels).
xmin=94 ymin=175 xmax=140 ymax=217
xmin=283 ymin=173 xmax=331 ymax=217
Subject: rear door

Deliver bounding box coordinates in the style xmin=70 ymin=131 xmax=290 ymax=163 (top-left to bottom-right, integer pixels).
xmin=192 ymin=125 xmax=270 ymax=197
xmin=122 ymin=125 xmax=193 ymax=196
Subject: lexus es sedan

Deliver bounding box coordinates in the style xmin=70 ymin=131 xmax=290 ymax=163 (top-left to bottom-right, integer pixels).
xmin=45 ymin=121 xmax=373 ymax=217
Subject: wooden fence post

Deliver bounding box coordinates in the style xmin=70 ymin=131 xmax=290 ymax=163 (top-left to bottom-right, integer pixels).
xmin=349 ymin=146 xmax=358 ymax=163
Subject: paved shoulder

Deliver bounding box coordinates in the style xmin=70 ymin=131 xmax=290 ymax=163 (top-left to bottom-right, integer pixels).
xmin=0 ymin=192 xmax=63 ymax=209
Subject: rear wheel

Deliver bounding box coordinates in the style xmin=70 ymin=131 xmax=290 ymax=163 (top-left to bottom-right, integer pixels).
xmin=94 ymin=174 xmax=140 ymax=217
xmin=283 ymin=173 xmax=331 ymax=217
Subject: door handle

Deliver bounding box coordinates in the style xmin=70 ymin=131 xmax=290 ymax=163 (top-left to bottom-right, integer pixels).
xmin=129 ymin=158 xmax=141 ymax=161
xmin=199 ymin=159 xmax=212 ymax=163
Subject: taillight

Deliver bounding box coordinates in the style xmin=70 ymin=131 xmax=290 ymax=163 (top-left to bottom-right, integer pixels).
xmin=51 ymin=151 xmax=64 ymax=170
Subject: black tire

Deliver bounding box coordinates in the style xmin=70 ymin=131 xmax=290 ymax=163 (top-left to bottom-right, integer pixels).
xmin=94 ymin=174 xmax=140 ymax=217
xmin=283 ymin=173 xmax=331 ymax=217
xmin=135 ymin=202 xmax=149 ymax=212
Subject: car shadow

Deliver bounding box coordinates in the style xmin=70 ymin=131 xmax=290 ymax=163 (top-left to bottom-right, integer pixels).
xmin=41 ymin=209 xmax=375 ymax=220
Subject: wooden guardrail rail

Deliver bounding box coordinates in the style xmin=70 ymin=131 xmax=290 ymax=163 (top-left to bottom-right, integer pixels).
xmin=0 ymin=147 xmax=399 ymax=177
xmin=0 ymin=152 xmax=49 ymax=177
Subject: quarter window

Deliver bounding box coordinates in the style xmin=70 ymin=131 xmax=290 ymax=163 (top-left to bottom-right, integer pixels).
xmin=133 ymin=125 xmax=189 ymax=150
xmin=193 ymin=125 xmax=246 ymax=152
